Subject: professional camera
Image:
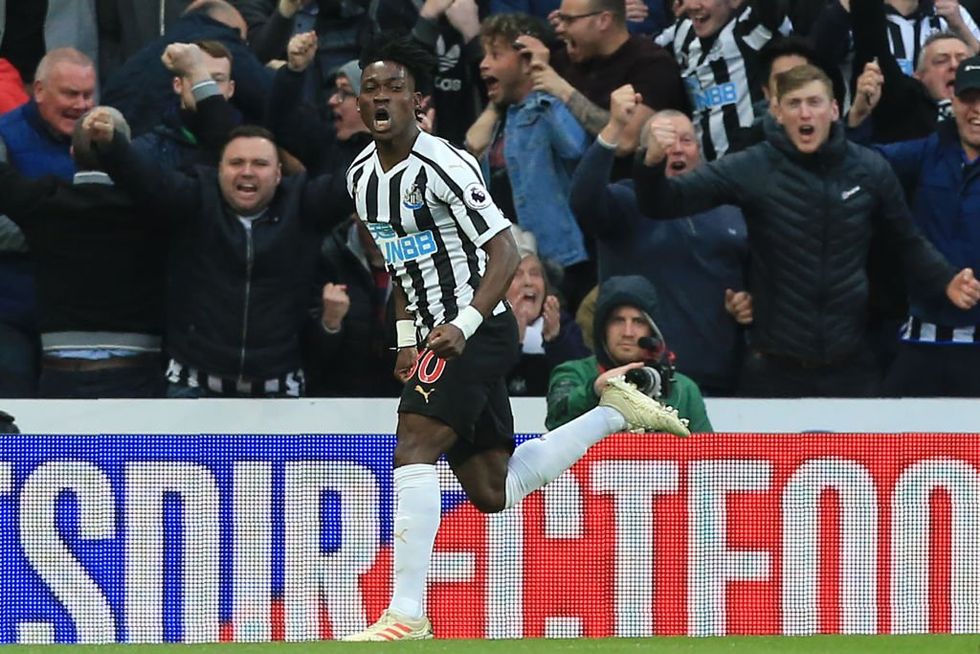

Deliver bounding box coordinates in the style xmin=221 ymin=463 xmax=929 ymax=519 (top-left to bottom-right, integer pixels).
xmin=623 ymin=336 xmax=675 ymax=399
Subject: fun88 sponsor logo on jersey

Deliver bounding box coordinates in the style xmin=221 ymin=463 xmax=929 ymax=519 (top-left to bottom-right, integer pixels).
xmin=686 ymin=76 xmax=739 ymax=112
xmin=367 ymin=222 xmax=438 ymax=264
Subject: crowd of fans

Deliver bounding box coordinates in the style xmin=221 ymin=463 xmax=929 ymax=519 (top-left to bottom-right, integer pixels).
xmin=0 ymin=0 xmax=979 ymax=411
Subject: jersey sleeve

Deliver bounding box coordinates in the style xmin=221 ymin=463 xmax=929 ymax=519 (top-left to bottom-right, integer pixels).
xmin=346 ymin=143 xmax=376 ymax=199
xmin=345 ymin=166 xmax=355 ymax=199
xmin=431 ymin=148 xmax=512 ymax=247
xmin=960 ymin=7 xmax=980 ymax=41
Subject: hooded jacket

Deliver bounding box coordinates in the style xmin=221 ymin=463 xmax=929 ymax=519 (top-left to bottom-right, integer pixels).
xmin=545 ymin=275 xmax=712 ymax=432
xmin=635 ymin=117 xmax=956 ymax=364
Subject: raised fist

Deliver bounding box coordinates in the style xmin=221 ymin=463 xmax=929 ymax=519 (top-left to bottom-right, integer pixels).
xmin=81 ymin=107 xmax=116 ymax=144
xmin=287 ymin=31 xmax=318 ymax=72
xmin=162 ymin=43 xmax=205 ymax=76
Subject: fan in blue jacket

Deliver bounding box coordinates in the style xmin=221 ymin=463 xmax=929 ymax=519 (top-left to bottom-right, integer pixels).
xmin=871 ymin=56 xmax=980 ymax=396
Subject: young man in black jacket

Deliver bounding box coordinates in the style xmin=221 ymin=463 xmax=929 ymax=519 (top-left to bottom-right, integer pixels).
xmin=634 ymin=64 xmax=980 ymax=397
xmin=83 ymin=100 xmax=353 ymax=396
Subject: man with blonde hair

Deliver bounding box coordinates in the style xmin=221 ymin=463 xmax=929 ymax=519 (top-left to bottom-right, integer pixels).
xmin=634 ymin=64 xmax=980 ymax=397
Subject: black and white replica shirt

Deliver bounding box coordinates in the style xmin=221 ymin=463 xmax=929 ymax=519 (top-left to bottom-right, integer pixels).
xmin=347 ymin=131 xmax=511 ymax=331
xmin=667 ymin=5 xmax=776 ymax=161
xmin=884 ymin=4 xmax=980 ymax=77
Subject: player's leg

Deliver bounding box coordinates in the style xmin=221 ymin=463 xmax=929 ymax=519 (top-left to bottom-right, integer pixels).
xmin=449 ymin=380 xmax=625 ymax=513
xmin=448 ymin=444 xmax=511 ymax=513
xmin=452 ymin=376 xmax=691 ymax=513
xmin=342 ymin=411 xmax=454 ymax=641
xmin=389 ymin=412 xmax=455 ymax=620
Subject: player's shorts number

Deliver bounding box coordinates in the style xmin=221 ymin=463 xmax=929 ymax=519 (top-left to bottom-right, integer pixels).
xmin=410 ymin=349 xmax=446 ymax=383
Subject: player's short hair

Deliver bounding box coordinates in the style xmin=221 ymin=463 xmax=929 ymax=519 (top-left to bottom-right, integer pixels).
xmin=480 ymin=13 xmax=550 ymax=45
xmin=359 ymin=32 xmax=437 ymax=95
xmin=774 ymin=64 xmax=834 ymax=102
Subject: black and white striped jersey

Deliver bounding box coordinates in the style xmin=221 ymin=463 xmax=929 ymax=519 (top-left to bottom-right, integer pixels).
xmin=884 ymin=6 xmax=980 ymax=77
xmin=668 ymin=5 xmax=775 ymax=161
xmin=346 ymin=131 xmax=511 ymax=331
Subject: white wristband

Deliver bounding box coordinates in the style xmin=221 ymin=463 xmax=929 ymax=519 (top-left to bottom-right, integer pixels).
xmin=396 ymin=320 xmax=416 ymax=348
xmin=449 ymin=305 xmax=484 ymax=340
xmin=596 ymin=133 xmax=618 ymax=150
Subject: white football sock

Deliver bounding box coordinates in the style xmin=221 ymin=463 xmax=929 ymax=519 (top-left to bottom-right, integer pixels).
xmin=503 ymin=406 xmax=625 ymax=509
xmin=388 ymin=463 xmax=440 ymax=619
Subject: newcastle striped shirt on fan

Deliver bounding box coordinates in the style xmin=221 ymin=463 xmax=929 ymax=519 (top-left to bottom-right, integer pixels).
xmin=666 ymin=5 xmax=775 ymax=161
xmin=346 ymin=132 xmax=510 ymax=331
xmin=884 ymin=7 xmax=980 ymax=77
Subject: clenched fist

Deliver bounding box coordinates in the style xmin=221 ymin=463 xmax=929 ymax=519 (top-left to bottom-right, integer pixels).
xmin=320 ymin=283 xmax=351 ymax=331
xmin=161 ymin=42 xmax=206 ymax=76
xmin=81 ymin=107 xmax=117 ymax=144
xmin=287 ymin=31 xmax=318 ymax=72
xmin=947 ymin=268 xmax=980 ymax=310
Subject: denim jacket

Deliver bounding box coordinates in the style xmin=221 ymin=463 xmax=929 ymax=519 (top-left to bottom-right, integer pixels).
xmin=481 ymin=91 xmax=590 ymax=266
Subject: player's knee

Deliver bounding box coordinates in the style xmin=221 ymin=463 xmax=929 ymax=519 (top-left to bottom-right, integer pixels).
xmin=393 ymin=444 xmax=438 ymax=467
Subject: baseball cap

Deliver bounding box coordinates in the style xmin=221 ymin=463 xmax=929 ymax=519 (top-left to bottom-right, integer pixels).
xmin=334 ymin=59 xmax=362 ymax=95
xmin=955 ymin=55 xmax=980 ymax=96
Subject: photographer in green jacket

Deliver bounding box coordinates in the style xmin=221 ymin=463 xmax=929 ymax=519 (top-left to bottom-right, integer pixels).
xmin=546 ymin=275 xmax=712 ymax=432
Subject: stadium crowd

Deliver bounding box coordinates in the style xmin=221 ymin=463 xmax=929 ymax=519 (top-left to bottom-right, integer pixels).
xmin=1 ymin=0 xmax=979 ymax=408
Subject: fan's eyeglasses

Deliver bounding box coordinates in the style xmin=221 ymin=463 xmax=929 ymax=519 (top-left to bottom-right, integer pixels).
xmin=554 ymin=10 xmax=603 ymax=23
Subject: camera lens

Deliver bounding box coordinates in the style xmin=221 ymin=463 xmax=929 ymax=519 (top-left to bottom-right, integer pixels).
xmin=625 ymin=367 xmax=662 ymax=398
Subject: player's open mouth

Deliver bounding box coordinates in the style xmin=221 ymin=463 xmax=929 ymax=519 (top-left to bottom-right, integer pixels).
xmin=236 ymin=183 xmax=258 ymax=196
xmin=799 ymin=125 xmax=815 ymax=136
xmin=483 ymin=76 xmax=499 ymax=96
xmin=669 ymin=160 xmax=687 ymax=172
xmin=374 ymin=108 xmax=391 ymax=130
